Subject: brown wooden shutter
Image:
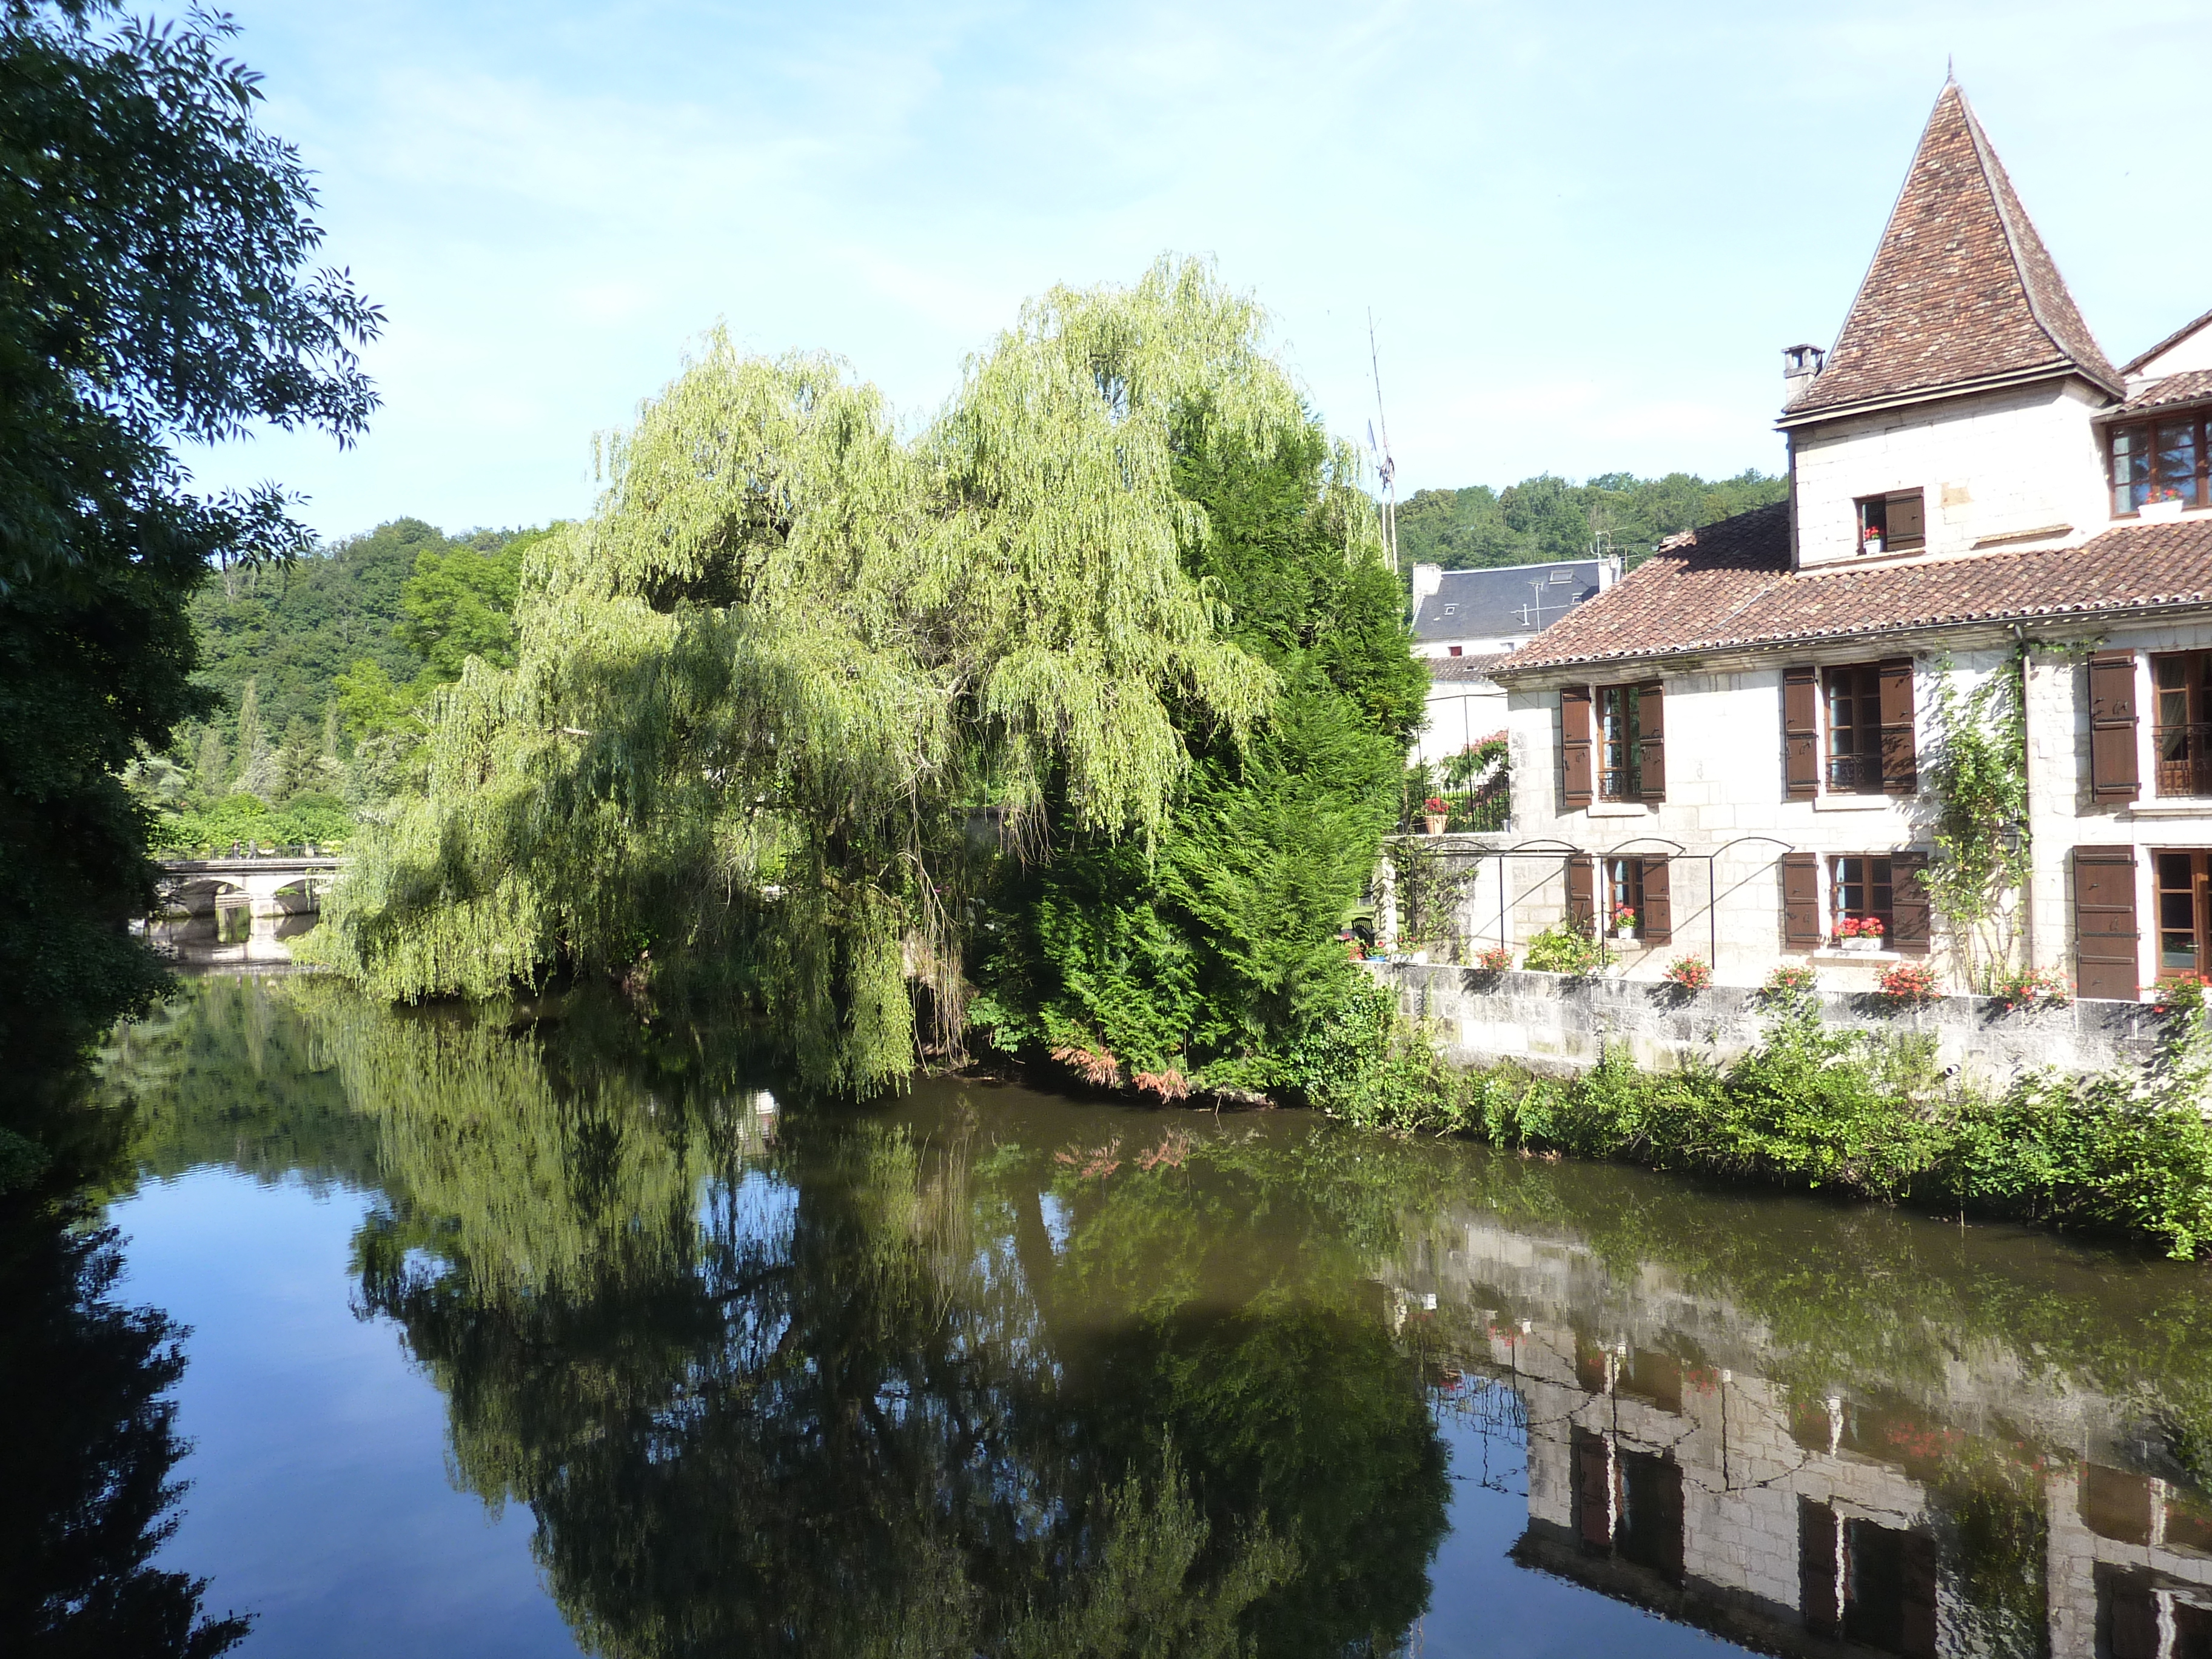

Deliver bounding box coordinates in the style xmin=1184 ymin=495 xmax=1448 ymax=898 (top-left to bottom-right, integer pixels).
xmin=1890 ymin=851 xmax=1931 ymax=956
xmin=1798 ymin=1500 xmax=1841 ymax=1635
xmin=1879 ymin=657 xmax=1917 ymax=794
xmin=1573 ymin=1430 xmax=1612 ymax=1549
xmin=1565 ymin=854 xmax=1594 ymax=931
xmin=1783 ymin=666 xmax=1819 ymax=798
xmin=1562 ymin=686 xmax=1592 ymax=807
xmin=1639 ymin=857 xmax=1672 ymax=943
xmin=2089 ymin=651 xmax=2140 ymax=803
xmin=2073 ymin=846 xmax=2139 ymax=1001
xmin=1887 ymin=489 xmax=1925 ymax=547
xmin=1782 ymin=851 xmax=1822 ymax=947
xmin=1897 ymin=1530 xmax=1939 ymax=1659
xmin=1637 ymin=680 xmax=1665 ymax=800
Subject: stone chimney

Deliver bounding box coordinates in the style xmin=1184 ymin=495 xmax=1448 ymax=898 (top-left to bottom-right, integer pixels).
xmin=1782 ymin=343 xmax=1825 ymax=406
xmin=1409 ymin=562 xmax=1444 ymax=618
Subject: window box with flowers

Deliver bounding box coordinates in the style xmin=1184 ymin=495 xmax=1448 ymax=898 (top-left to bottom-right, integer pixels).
xmin=1834 ymin=914 xmax=1886 ymax=953
xmin=2141 ymin=484 xmax=2189 ymax=523
xmin=1610 ymin=904 xmax=1637 ymax=942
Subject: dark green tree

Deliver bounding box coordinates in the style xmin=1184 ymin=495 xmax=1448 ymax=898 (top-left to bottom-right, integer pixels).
xmin=0 ymin=0 xmax=378 ymax=1085
xmin=975 ymin=416 xmax=1427 ymax=1097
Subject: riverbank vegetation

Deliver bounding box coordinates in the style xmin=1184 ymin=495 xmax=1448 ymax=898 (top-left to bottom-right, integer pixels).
xmin=1324 ymin=974 xmax=2212 ymax=1258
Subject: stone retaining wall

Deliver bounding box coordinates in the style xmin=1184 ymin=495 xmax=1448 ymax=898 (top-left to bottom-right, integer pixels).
xmin=1366 ymin=960 xmax=2168 ymax=1084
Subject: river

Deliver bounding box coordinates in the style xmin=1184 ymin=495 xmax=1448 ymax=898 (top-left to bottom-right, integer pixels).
xmin=23 ymin=972 xmax=2212 ymax=1657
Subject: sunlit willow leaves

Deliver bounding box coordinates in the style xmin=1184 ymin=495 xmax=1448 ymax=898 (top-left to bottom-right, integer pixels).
xmin=309 ymin=260 xmax=1416 ymax=1093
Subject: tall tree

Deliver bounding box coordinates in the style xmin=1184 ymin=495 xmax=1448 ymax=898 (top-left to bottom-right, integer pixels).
xmin=313 ymin=262 xmax=1333 ymax=1095
xmin=0 ymin=0 xmax=378 ymax=1083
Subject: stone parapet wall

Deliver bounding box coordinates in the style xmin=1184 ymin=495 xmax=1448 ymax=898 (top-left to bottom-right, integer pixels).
xmin=1366 ymin=960 xmax=2166 ymax=1084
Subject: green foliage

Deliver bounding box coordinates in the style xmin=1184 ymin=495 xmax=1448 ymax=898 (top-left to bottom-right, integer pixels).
xmin=1521 ymin=922 xmax=1605 ymax=976
xmin=1924 ymin=653 xmax=2030 ymax=980
xmin=1341 ymin=985 xmax=2212 ymax=1258
xmin=318 ymin=261 xmax=1413 ymax=1098
xmin=0 ymin=0 xmax=378 ymax=1080
xmin=979 ymin=400 xmax=1420 ymax=1091
xmin=1393 ymin=469 xmax=1786 ymax=572
xmin=394 ymin=528 xmax=549 ymax=679
xmin=147 ymin=790 xmax=354 ymax=857
xmin=182 ymin=517 xmax=552 ymax=805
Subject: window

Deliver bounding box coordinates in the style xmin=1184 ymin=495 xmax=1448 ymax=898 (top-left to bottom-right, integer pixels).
xmin=2156 ymin=851 xmax=2210 ymax=979
xmin=1824 ymin=665 xmax=1885 ymax=793
xmin=1605 ymin=857 xmax=1643 ymax=933
xmin=1855 ymin=489 xmax=1925 ymax=555
xmin=1598 ymin=685 xmax=1641 ymax=800
xmin=1831 ymin=855 xmax=1893 ymax=940
xmin=2153 ymin=650 xmax=2212 ymax=796
xmin=1447 ymin=645 xmax=1463 ymax=657
xmin=1550 ymin=569 xmax=1574 ymax=584
xmin=2110 ymin=411 xmax=2210 ymax=515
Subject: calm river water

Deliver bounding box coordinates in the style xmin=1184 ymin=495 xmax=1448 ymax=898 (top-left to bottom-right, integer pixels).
xmin=43 ymin=974 xmax=2212 ymax=1657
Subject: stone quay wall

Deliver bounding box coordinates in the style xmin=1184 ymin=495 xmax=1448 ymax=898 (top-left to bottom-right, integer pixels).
xmin=1365 ymin=960 xmax=2168 ymax=1085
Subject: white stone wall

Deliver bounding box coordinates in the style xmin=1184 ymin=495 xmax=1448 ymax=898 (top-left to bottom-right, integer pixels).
xmin=2134 ymin=317 xmax=2212 ymax=381
xmin=1502 ymin=652 xmax=2011 ymax=993
xmin=2026 ymin=626 xmax=2212 ymax=995
xmin=1788 ymin=380 xmax=2111 ymax=569
xmin=1414 ymin=680 xmax=1509 ymax=766
xmin=1493 ymin=625 xmax=2212 ymax=999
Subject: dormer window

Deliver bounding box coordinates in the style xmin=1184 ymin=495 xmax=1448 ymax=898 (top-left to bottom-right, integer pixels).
xmin=2110 ymin=415 xmax=2207 ymax=516
xmin=1854 ymin=490 xmax=1925 ymax=555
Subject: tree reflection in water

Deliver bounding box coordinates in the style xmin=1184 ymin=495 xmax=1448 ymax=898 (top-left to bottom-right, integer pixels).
xmin=289 ymin=983 xmax=1449 ymax=1657
xmin=97 ymin=978 xmax=2212 ymax=1659
xmin=0 ymin=1185 xmax=249 ymax=1656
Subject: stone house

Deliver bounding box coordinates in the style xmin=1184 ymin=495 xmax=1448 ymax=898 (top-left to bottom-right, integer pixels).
xmin=1409 ymin=556 xmax=1619 ymax=767
xmin=1483 ymin=80 xmax=2212 ymax=1002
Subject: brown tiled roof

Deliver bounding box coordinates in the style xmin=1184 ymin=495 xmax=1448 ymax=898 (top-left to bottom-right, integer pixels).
xmin=1491 ymin=503 xmax=2212 ymax=673
xmin=1427 ymin=654 xmax=1507 ymax=682
xmin=1424 ymin=650 xmax=1513 ymax=677
xmin=2106 ymin=370 xmax=2212 ymax=420
xmin=1783 ymin=84 xmax=2120 ymax=421
xmin=2120 ymin=306 xmax=2212 ymax=377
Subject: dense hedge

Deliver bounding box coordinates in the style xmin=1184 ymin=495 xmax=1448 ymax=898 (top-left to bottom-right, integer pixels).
xmin=1319 ymin=978 xmax=2212 ymax=1258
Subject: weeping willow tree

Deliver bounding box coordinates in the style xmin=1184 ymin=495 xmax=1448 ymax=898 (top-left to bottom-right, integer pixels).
xmin=310 ymin=260 xmax=1402 ymax=1093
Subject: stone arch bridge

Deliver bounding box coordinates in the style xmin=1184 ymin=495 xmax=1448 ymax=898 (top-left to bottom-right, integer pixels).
xmin=153 ymin=856 xmax=344 ymax=963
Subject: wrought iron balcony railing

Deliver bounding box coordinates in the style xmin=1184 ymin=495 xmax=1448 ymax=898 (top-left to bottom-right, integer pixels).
xmin=1825 ymin=752 xmax=1885 ymax=793
xmin=2156 ymin=723 xmax=2212 ymax=798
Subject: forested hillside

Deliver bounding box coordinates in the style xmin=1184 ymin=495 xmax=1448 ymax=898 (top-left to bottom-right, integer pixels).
xmin=1394 ymin=469 xmax=1785 ymax=571
xmin=133 ymin=518 xmax=549 ymax=853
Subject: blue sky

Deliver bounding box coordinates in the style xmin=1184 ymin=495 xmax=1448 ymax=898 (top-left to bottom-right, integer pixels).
xmin=180 ymin=0 xmax=2212 ymax=543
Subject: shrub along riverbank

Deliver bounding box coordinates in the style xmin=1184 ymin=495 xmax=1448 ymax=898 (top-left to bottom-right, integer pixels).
xmin=1309 ymin=977 xmax=2212 ymax=1258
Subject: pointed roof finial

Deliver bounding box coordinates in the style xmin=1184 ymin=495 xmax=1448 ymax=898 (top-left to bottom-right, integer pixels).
xmin=1781 ymin=82 xmax=2119 ymax=420
xmin=1946 ymin=53 xmax=1954 ymax=84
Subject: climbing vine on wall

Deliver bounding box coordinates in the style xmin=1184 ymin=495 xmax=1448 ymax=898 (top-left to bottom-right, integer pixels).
xmin=1923 ymin=651 xmax=2030 ymax=986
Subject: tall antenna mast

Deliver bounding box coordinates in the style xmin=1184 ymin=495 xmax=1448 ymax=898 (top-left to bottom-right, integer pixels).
xmin=1367 ymin=309 xmax=1399 ymax=575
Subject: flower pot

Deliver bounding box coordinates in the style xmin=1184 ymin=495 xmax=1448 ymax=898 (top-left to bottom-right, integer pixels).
xmin=2140 ymin=497 xmax=2187 ymax=522
xmin=1837 ymin=936 xmax=1881 ymax=953
xmin=1423 ymin=814 xmax=1449 ymax=835
xmin=1614 ymin=926 xmax=1635 ymax=943
xmin=1862 ymin=535 xmax=1883 ymax=556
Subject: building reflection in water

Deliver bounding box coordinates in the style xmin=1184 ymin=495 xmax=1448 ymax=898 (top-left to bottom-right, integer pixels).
xmin=1391 ymin=1215 xmax=2212 ymax=1659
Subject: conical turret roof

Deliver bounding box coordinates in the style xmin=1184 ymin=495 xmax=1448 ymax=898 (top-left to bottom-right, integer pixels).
xmin=1784 ymin=82 xmax=2120 ymax=420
